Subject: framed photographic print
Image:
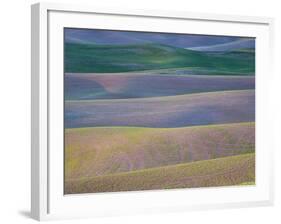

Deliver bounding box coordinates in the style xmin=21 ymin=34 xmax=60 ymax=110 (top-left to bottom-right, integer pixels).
xmin=31 ymin=2 xmax=274 ymax=221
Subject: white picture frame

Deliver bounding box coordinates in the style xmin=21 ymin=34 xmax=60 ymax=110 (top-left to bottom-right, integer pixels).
xmin=31 ymin=2 xmax=274 ymax=221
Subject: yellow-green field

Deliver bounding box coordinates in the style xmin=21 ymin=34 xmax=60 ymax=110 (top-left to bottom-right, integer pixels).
xmin=65 ymin=153 xmax=255 ymax=194
xmin=65 ymin=122 xmax=255 ymax=193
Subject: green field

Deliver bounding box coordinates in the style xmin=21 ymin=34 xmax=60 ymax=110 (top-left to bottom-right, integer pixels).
xmin=65 ymin=43 xmax=255 ymax=74
xmin=65 ymin=153 xmax=255 ymax=194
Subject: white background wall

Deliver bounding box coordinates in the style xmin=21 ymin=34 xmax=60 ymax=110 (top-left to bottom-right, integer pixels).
xmin=0 ymin=0 xmax=280 ymax=223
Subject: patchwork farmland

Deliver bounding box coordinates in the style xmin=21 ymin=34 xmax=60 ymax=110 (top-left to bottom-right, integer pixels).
xmin=64 ymin=29 xmax=255 ymax=194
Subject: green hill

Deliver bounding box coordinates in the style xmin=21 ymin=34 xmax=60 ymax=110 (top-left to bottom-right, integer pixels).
xmin=64 ymin=43 xmax=255 ymax=74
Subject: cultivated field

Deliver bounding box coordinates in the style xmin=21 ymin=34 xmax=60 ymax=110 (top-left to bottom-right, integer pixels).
xmin=64 ymin=30 xmax=256 ymax=194
xmin=65 ymin=122 xmax=254 ymax=180
xmin=65 ymin=153 xmax=255 ymax=194
xmin=65 ymin=73 xmax=255 ymax=100
xmin=65 ymin=90 xmax=255 ymax=128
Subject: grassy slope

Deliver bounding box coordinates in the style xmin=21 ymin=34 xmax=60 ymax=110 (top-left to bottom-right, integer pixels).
xmin=65 ymin=90 xmax=255 ymax=128
xmin=65 ymin=43 xmax=255 ymax=74
xmin=65 ymin=122 xmax=255 ymax=180
xmin=65 ymin=73 xmax=255 ymax=100
xmin=65 ymin=153 xmax=255 ymax=194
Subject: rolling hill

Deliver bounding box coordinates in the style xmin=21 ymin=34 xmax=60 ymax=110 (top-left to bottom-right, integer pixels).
xmin=65 ymin=153 xmax=255 ymax=194
xmin=64 ymin=30 xmax=256 ymax=194
xmin=65 ymin=43 xmax=255 ymax=74
xmin=65 ymin=73 xmax=255 ymax=100
xmin=65 ymin=90 xmax=255 ymax=128
xmin=65 ymin=28 xmax=243 ymax=48
xmin=187 ymin=39 xmax=255 ymax=52
xmin=65 ymin=122 xmax=255 ymax=180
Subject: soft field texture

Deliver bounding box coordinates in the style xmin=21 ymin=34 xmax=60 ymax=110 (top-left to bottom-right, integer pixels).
xmin=65 ymin=90 xmax=255 ymax=128
xmin=65 ymin=43 xmax=255 ymax=74
xmin=65 ymin=153 xmax=255 ymax=194
xmin=65 ymin=122 xmax=255 ymax=180
xmin=63 ymin=30 xmax=256 ymax=194
xmin=65 ymin=73 xmax=255 ymax=100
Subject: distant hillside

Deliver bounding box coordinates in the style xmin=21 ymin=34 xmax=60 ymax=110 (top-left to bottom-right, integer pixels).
xmin=187 ymin=39 xmax=255 ymax=52
xmin=64 ymin=43 xmax=255 ymax=73
xmin=65 ymin=28 xmax=241 ymax=48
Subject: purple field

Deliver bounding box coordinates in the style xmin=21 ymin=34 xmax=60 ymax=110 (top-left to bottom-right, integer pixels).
xmin=65 ymin=89 xmax=255 ymax=128
xmin=65 ymin=72 xmax=255 ymax=100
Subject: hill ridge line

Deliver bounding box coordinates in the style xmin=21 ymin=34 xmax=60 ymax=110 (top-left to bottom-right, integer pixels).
xmin=65 ymin=89 xmax=254 ymax=104
xmin=65 ymin=121 xmax=254 ymax=131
